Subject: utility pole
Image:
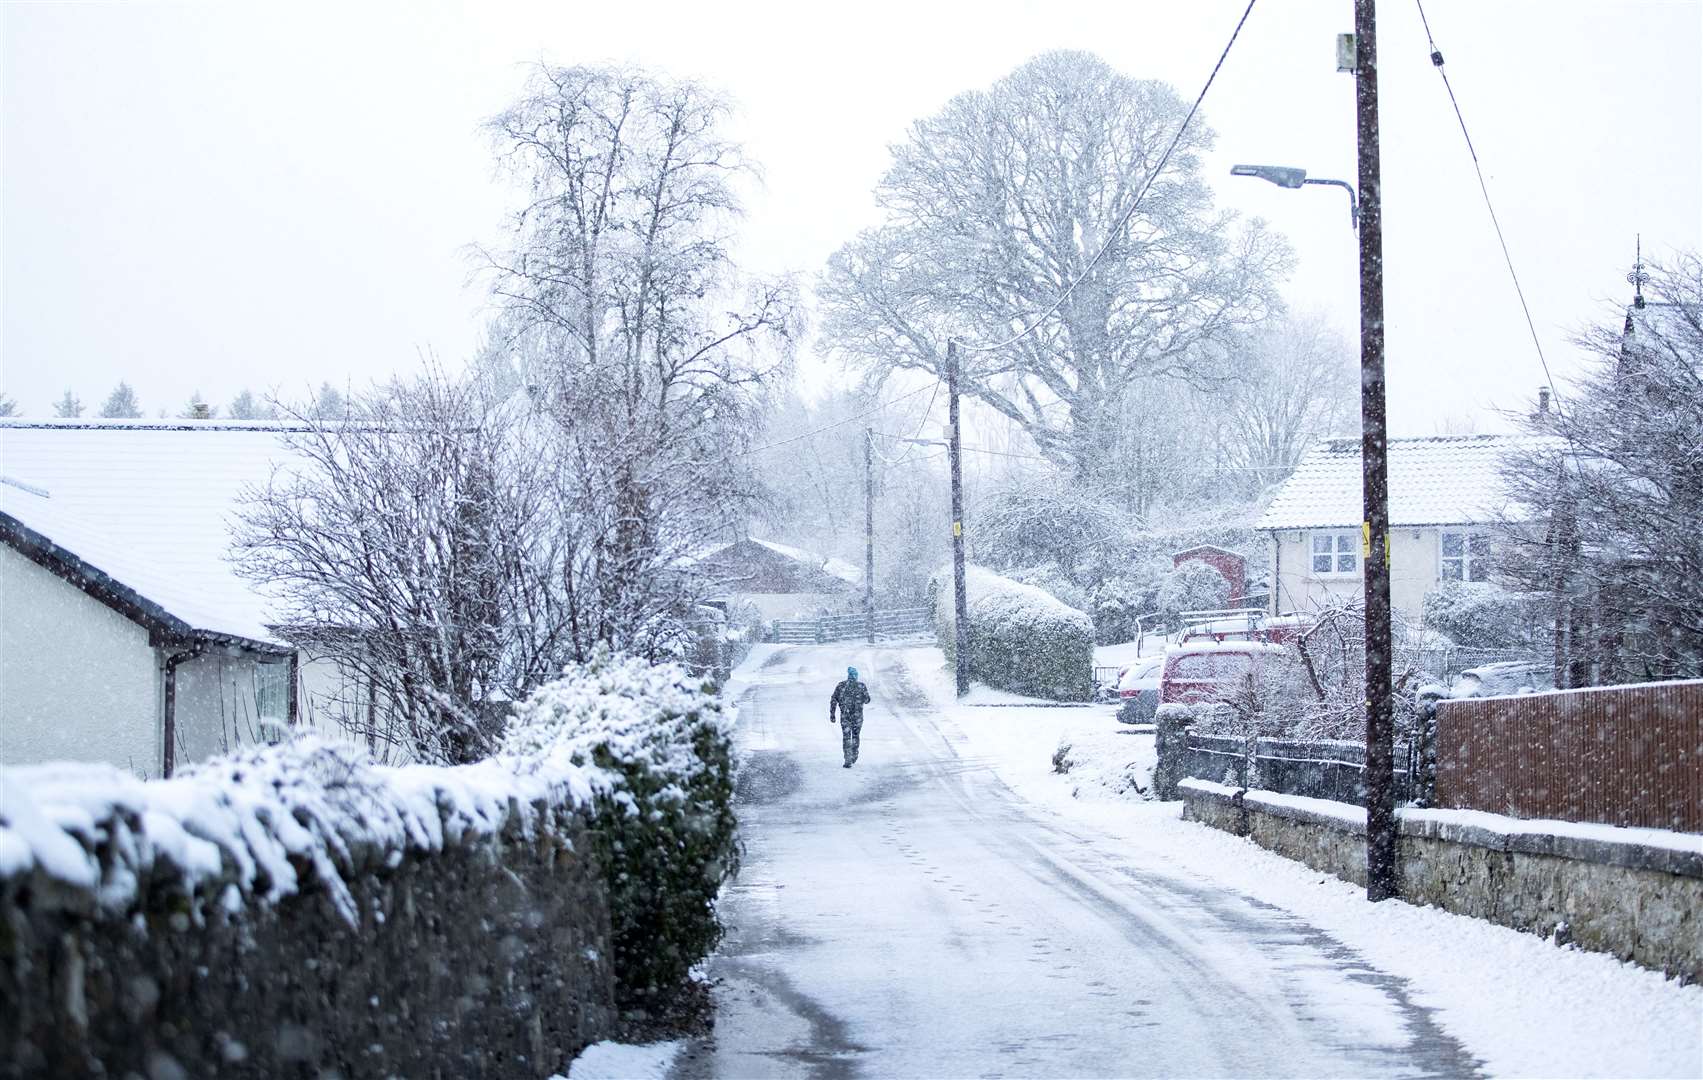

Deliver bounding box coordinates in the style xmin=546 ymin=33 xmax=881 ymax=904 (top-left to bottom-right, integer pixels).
xmin=865 ymin=425 xmax=876 ymax=645
xmin=1354 ymin=0 xmax=1397 ymax=902
xmin=946 ymin=341 xmax=970 ymax=697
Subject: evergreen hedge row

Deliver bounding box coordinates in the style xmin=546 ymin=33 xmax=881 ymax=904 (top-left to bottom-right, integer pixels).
xmin=931 ymin=564 xmax=1096 ymax=701
xmin=503 ymin=651 xmax=739 ymax=1007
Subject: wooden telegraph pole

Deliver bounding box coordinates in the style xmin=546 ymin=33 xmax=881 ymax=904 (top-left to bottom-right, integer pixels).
xmin=947 ymin=341 xmax=970 ymax=697
xmin=865 ymin=425 xmax=876 ymax=645
xmin=1355 ymin=0 xmax=1397 ymax=902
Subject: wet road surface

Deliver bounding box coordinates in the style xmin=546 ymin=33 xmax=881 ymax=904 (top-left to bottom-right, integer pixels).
xmin=681 ymin=645 xmax=1478 ymax=1079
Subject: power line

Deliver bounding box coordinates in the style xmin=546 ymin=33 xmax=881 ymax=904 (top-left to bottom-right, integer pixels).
xmin=1413 ymin=0 xmax=1564 ymax=417
xmin=741 ymin=381 xmax=937 ymax=457
xmin=877 ymin=378 xmax=943 ymax=475
xmin=957 ymin=0 xmax=1260 ymax=356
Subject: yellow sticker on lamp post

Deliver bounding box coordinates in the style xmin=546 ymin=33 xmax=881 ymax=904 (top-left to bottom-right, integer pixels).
xmin=953 ymin=521 xmax=962 ymax=537
xmin=1362 ymin=522 xmax=1371 ymax=557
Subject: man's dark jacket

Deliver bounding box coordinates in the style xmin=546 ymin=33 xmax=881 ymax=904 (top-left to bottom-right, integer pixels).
xmin=830 ymin=679 xmax=871 ymax=723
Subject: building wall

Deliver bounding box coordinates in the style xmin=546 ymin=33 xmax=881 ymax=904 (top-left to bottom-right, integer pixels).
xmin=0 ymin=545 xmax=160 ymax=773
xmin=1270 ymin=527 xmax=1442 ymax=621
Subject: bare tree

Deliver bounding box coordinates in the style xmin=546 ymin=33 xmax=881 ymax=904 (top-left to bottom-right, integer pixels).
xmin=1215 ymin=313 xmax=1357 ymax=493
xmin=819 ymin=50 xmax=1289 ymax=488
xmin=235 ymin=371 xmax=572 ymax=764
xmin=477 ymin=63 xmax=798 ymax=651
xmin=1499 ymin=252 xmax=1703 ymax=684
xmin=0 ymin=392 xmax=17 ymax=417
xmin=53 ymin=390 xmax=83 ymax=418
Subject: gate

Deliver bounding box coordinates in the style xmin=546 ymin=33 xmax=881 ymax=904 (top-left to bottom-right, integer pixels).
xmin=775 ymin=606 xmax=933 ymax=644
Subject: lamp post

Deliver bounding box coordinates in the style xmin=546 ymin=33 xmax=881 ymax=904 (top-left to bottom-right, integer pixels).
xmin=1229 ymin=164 xmax=1359 ymax=230
xmin=1228 ymin=0 xmax=1395 ymax=903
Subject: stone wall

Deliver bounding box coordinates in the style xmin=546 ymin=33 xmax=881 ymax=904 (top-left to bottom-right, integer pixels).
xmin=1181 ymin=779 xmax=1703 ymax=983
xmin=0 ymin=738 xmax=623 ymax=1079
xmin=0 ymin=813 xmax=616 ymax=1079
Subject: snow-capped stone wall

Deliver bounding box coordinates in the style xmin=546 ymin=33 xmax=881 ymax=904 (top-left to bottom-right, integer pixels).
xmin=1179 ymin=779 xmax=1703 ymax=983
xmin=0 ymin=738 xmax=618 ymax=1077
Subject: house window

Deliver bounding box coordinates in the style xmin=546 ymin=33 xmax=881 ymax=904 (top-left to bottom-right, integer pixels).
xmin=1310 ymin=530 xmax=1359 ymax=576
xmin=1441 ymin=529 xmax=1491 ymax=583
xmin=256 ymin=661 xmax=291 ymax=723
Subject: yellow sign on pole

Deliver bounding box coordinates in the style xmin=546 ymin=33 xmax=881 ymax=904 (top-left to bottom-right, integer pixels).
xmin=953 ymin=521 xmax=962 ymax=538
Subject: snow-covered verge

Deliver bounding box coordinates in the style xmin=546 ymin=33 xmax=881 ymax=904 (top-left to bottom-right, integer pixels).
xmin=900 ymin=646 xmax=1703 ymax=1079
xmin=0 ymin=735 xmax=611 ymax=923
xmin=555 ymin=1039 xmax=682 ymax=1080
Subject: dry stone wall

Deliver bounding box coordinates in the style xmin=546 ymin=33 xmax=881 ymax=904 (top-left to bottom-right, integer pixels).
xmin=0 ymin=742 xmax=619 ymax=1079
xmin=1181 ymin=779 xmax=1703 ymax=983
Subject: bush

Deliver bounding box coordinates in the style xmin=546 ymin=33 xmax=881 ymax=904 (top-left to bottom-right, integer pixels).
xmin=931 ymin=564 xmax=1096 ymax=701
xmin=1157 ymin=559 xmax=1232 ymax=622
xmin=1422 ymin=581 xmax=1529 ymax=648
xmin=503 ymin=650 xmax=738 ymax=1007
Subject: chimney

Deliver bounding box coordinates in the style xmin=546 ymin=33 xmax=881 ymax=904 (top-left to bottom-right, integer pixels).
xmin=1535 ymin=386 xmax=1552 ymax=420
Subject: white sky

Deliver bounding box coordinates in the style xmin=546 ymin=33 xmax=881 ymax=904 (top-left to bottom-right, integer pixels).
xmin=3 ymin=0 xmax=1699 ymax=434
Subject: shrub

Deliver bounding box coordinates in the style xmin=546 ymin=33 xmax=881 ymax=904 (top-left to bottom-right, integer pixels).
xmin=931 ymin=564 xmax=1096 ymax=700
xmin=503 ymin=650 xmax=738 ymax=1007
xmin=1157 ymin=559 xmax=1232 ymax=623
xmin=1422 ymin=581 xmax=1529 ymax=648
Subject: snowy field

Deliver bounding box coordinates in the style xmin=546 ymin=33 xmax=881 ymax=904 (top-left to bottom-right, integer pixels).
xmin=897 ymin=646 xmax=1703 ymax=1080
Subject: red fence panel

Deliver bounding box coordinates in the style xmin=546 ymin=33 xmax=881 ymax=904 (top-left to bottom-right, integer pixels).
xmin=1435 ymin=680 xmax=1702 ymax=833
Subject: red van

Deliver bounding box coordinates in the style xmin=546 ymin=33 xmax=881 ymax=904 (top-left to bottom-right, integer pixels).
xmin=1159 ymin=641 xmax=1286 ymax=705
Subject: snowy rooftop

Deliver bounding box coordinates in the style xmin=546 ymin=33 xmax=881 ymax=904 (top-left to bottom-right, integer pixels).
xmin=1257 ymin=434 xmax=1555 ymax=531
xmin=0 ymin=420 xmax=310 ymax=645
xmin=748 ymin=538 xmax=864 ymax=586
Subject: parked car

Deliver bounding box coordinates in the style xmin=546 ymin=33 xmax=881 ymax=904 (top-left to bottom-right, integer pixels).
xmin=1114 ymin=654 xmax=1165 ymax=723
xmin=1450 ymin=660 xmax=1552 ymax=698
xmin=1160 ymin=641 xmax=1286 ymax=706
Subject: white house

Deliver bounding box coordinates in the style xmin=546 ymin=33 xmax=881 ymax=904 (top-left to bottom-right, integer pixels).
xmin=0 ymin=420 xmax=362 ymax=776
xmin=1257 ymin=434 xmax=1547 ymax=622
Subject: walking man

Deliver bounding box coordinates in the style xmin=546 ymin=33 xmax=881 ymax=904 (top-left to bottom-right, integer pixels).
xmin=829 ymin=666 xmax=873 ymax=768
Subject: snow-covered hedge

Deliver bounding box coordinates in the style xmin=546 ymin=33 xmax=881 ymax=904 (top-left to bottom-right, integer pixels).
xmin=930 ymin=564 xmax=1096 ymax=701
xmin=0 ymin=736 xmax=606 ymax=925
xmin=1422 ymin=581 xmax=1529 ymax=648
xmin=503 ymin=650 xmax=738 ymax=1007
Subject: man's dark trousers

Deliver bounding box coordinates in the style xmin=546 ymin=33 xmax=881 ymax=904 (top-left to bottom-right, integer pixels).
xmin=840 ymin=713 xmax=864 ymax=766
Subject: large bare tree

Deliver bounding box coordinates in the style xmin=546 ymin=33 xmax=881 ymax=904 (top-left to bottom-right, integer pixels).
xmin=819 ymin=50 xmax=1289 ymax=487
xmin=477 ymin=64 xmax=797 ymax=652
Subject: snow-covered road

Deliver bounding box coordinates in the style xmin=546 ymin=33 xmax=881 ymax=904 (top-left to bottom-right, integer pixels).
xmin=688 ymin=645 xmax=1479 ymax=1078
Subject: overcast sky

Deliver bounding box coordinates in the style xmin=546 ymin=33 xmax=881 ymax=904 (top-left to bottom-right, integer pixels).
xmin=3 ymin=1 xmax=1699 ymax=434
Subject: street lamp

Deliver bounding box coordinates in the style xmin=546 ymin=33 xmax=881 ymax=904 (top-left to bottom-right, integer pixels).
xmin=1230 ymin=164 xmax=1359 ymax=230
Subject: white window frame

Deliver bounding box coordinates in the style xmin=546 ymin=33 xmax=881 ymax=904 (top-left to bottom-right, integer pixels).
xmin=1308 ymin=530 xmax=1360 ymax=578
xmin=1439 ymin=528 xmax=1492 ymax=584
xmin=256 ymin=660 xmax=292 ymax=724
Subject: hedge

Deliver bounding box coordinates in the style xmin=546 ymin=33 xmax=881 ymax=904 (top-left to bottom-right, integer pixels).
xmin=502 ymin=649 xmax=738 ymax=1007
xmin=930 ymin=564 xmax=1096 ymax=701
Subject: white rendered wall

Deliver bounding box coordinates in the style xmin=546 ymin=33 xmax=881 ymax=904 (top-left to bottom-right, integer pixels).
xmin=0 ymin=545 xmax=161 ymax=773
xmin=1271 ymin=528 xmax=1442 ymax=624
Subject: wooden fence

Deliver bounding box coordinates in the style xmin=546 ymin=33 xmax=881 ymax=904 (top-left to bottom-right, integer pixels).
xmin=1435 ymin=680 xmax=1702 ymax=833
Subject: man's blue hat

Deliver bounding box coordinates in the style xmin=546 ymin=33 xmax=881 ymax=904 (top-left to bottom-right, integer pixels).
xmin=848 ymin=667 xmax=859 ymax=680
